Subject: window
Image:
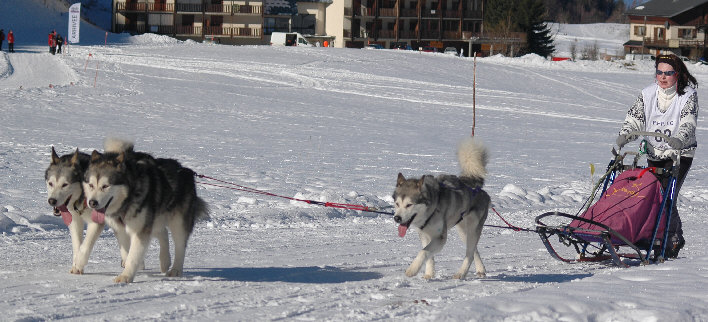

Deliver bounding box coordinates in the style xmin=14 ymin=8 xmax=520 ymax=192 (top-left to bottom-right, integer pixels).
xmin=654 ymin=27 xmax=665 ymax=40
xmin=182 ymin=15 xmax=194 ymax=26
xmin=292 ymin=14 xmax=315 ymax=35
xmin=264 ymin=17 xmax=290 ymax=35
xmin=679 ymin=28 xmax=696 ymax=39
xmin=634 ymin=25 xmax=646 ymax=37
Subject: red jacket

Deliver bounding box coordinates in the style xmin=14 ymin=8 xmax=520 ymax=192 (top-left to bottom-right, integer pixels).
xmin=7 ymin=32 xmax=13 ymax=43
xmin=48 ymin=33 xmax=55 ymax=46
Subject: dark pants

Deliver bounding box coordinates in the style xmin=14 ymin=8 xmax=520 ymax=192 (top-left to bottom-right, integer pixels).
xmin=8 ymin=43 xmax=13 ymax=52
xmin=647 ymin=157 xmax=692 ymax=242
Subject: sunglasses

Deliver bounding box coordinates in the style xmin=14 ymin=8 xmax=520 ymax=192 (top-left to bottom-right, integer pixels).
xmin=656 ymin=69 xmax=677 ymax=76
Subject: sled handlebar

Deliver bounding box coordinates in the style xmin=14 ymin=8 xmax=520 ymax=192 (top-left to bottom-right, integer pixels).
xmin=619 ymin=131 xmax=682 ymax=165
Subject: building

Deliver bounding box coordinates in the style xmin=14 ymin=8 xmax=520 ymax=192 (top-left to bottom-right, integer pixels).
xmin=326 ymin=0 xmax=487 ymax=52
xmin=112 ymin=0 xmax=265 ymax=45
xmin=112 ymin=0 xmax=499 ymax=53
xmin=624 ymin=0 xmax=708 ymax=60
xmin=112 ymin=0 xmax=335 ymax=45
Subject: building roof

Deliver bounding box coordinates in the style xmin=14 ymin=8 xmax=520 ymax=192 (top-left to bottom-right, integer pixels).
xmin=626 ymin=0 xmax=708 ymax=17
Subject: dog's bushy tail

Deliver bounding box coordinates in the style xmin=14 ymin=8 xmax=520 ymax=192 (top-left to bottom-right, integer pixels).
xmin=104 ymin=137 xmax=135 ymax=153
xmin=457 ymin=136 xmax=488 ymax=179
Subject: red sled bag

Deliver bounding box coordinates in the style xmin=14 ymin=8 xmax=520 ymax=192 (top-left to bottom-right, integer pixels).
xmin=570 ymin=168 xmax=666 ymax=245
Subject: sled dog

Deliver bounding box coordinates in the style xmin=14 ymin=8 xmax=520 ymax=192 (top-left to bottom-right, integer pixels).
xmin=83 ymin=139 xmax=209 ymax=283
xmin=392 ymin=137 xmax=490 ymax=279
xmin=46 ymin=147 xmax=105 ymax=274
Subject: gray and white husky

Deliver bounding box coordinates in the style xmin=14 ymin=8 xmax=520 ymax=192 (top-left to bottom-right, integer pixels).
xmin=45 ymin=147 xmax=104 ymax=274
xmin=83 ymin=139 xmax=209 ymax=283
xmin=392 ymin=137 xmax=490 ymax=280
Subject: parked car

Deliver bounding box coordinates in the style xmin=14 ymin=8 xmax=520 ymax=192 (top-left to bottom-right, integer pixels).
xmin=624 ymin=53 xmax=654 ymax=61
xmin=365 ymin=44 xmax=385 ymax=50
xmin=443 ymin=47 xmax=458 ymax=55
xmin=391 ymin=42 xmax=410 ymax=50
xmin=420 ymin=46 xmax=437 ymax=53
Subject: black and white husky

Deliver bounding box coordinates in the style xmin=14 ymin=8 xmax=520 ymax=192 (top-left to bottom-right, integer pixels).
xmin=392 ymin=137 xmax=490 ymax=280
xmin=45 ymin=147 xmax=104 ymax=274
xmin=83 ymin=139 xmax=209 ymax=283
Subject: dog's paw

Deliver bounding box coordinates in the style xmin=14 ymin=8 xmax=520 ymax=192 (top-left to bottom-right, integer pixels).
xmin=166 ymin=268 xmax=183 ymax=277
xmin=452 ymin=272 xmax=466 ymax=280
xmin=476 ymin=271 xmax=486 ymax=278
xmin=405 ymin=267 xmax=419 ymax=277
xmin=70 ymin=266 xmax=84 ymax=275
xmin=114 ymin=274 xmax=134 ymax=283
xmin=423 ymin=274 xmax=434 ymax=280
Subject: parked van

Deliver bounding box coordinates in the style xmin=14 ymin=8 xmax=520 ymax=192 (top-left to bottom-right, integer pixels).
xmin=624 ymin=53 xmax=655 ymax=61
xmin=270 ymin=32 xmax=311 ymax=47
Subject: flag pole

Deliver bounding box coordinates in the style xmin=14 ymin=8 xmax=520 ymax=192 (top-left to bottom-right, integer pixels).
xmin=472 ymin=51 xmax=477 ymax=137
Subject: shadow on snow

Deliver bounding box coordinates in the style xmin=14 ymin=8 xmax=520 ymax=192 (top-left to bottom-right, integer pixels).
xmin=193 ymin=266 xmax=384 ymax=283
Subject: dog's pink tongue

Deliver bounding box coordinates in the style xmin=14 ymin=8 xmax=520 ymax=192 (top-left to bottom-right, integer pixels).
xmin=398 ymin=225 xmax=409 ymax=238
xmin=57 ymin=206 xmax=72 ymax=226
xmin=91 ymin=209 xmax=106 ymax=225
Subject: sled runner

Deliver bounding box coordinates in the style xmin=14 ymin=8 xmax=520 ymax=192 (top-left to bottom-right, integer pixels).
xmin=535 ymin=131 xmax=681 ymax=266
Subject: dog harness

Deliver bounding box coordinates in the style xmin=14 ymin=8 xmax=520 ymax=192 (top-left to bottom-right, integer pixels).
xmin=418 ymin=184 xmax=482 ymax=230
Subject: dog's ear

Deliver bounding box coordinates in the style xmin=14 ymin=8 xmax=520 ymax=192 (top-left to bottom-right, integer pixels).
xmin=91 ymin=150 xmax=102 ymax=162
xmin=397 ymin=173 xmax=406 ymax=186
xmin=50 ymin=146 xmax=60 ymax=165
xmin=416 ymin=176 xmax=426 ymax=189
xmin=116 ymin=151 xmax=125 ymax=164
xmin=70 ymin=148 xmax=80 ymax=166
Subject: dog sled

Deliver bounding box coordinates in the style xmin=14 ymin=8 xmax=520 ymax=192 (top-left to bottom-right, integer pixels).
xmin=535 ymin=131 xmax=681 ymax=266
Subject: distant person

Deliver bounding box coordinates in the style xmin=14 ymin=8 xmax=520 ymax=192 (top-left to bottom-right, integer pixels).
xmin=615 ymin=54 xmax=699 ymax=258
xmin=7 ymin=30 xmax=14 ymax=53
xmin=48 ymin=30 xmax=56 ymax=54
xmin=0 ymin=29 xmax=4 ymax=51
xmin=323 ymin=40 xmax=329 ymax=47
xmin=56 ymin=34 xmax=64 ymax=54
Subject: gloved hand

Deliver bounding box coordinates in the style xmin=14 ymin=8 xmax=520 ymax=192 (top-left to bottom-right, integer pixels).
xmin=667 ymin=137 xmax=683 ymax=150
xmin=616 ymin=134 xmax=635 ymax=148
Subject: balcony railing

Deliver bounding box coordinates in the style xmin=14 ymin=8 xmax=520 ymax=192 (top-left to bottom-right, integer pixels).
xmin=400 ymin=9 xmax=417 ymax=17
xmin=234 ymin=27 xmax=262 ymax=37
xmin=443 ymin=10 xmax=459 ymax=18
xmin=378 ymin=30 xmax=396 ymax=38
xmin=399 ymin=30 xmax=415 ymax=38
xmin=116 ymin=2 xmax=261 ymax=15
xmin=644 ymin=37 xmax=705 ymax=48
xmin=116 ymin=2 xmax=147 ymax=11
xmin=204 ymin=26 xmax=230 ymax=35
xmin=176 ymin=3 xmax=202 ymax=12
xmin=148 ymin=3 xmax=173 ymax=12
xmin=379 ymin=8 xmax=396 ymax=17
xmin=463 ymin=10 xmax=482 ymax=19
xmin=116 ymin=24 xmax=261 ymax=38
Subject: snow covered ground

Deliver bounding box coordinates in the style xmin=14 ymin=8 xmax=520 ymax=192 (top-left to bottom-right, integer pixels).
xmin=2 ymin=2 xmax=708 ymax=321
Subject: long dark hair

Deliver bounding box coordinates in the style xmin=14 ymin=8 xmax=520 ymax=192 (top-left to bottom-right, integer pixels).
xmin=655 ymin=54 xmax=698 ymax=95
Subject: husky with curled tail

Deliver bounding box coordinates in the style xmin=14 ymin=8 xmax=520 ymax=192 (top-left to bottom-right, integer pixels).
xmin=83 ymin=138 xmax=209 ymax=283
xmin=392 ymin=137 xmax=490 ymax=279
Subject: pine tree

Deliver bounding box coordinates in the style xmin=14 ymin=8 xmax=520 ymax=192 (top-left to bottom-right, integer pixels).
xmin=518 ymin=0 xmax=555 ymax=58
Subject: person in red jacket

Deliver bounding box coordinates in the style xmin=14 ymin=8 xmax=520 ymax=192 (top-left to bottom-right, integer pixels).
xmin=7 ymin=30 xmax=14 ymax=53
xmin=0 ymin=29 xmax=5 ymax=51
xmin=48 ymin=30 xmax=56 ymax=55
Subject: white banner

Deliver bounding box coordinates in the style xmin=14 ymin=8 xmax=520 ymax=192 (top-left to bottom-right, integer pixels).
xmin=68 ymin=3 xmax=81 ymax=43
